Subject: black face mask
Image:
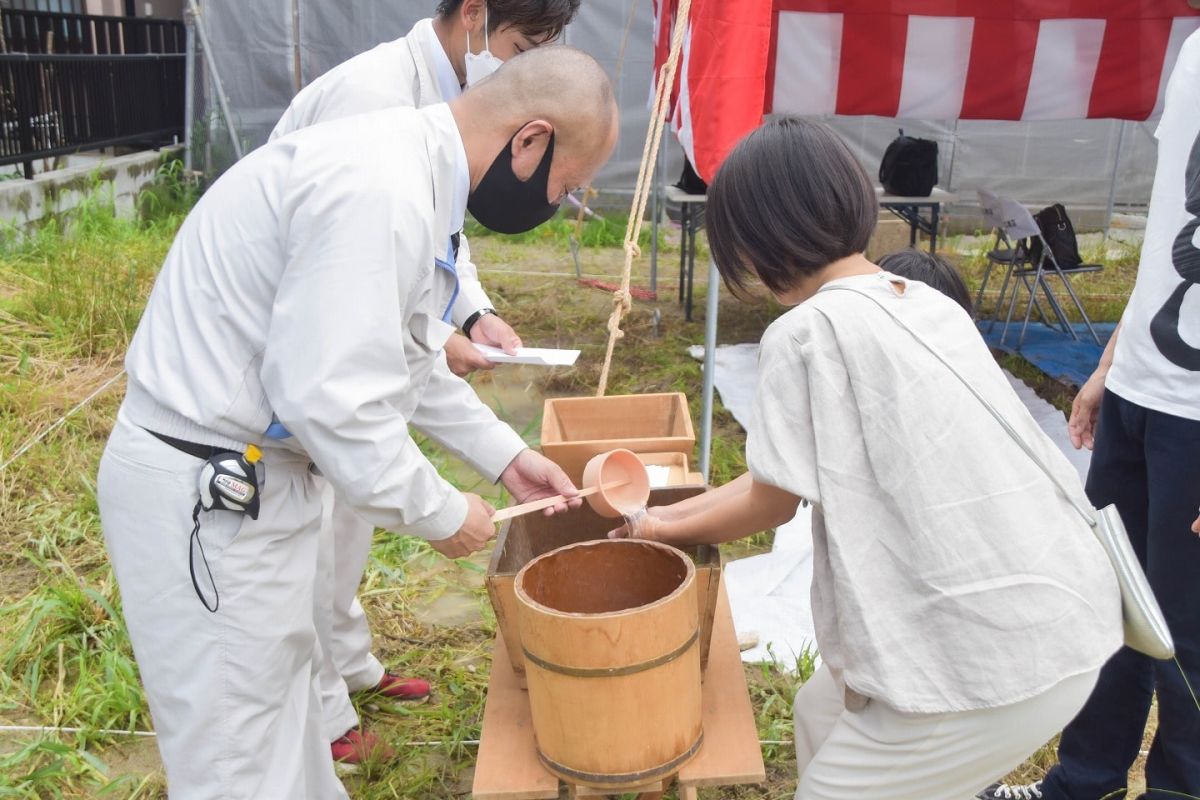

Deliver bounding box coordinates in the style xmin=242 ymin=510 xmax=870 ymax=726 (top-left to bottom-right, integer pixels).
xmin=467 ymin=131 xmax=560 ymax=234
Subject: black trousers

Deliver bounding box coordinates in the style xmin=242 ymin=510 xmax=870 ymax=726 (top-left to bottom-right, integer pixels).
xmin=1042 ymin=389 xmax=1200 ymax=800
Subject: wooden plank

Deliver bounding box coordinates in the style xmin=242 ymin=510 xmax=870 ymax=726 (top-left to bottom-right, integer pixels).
xmin=472 ymin=631 xmax=559 ymax=800
xmin=678 ymin=581 xmax=766 ymax=789
xmin=574 ymin=780 xmax=664 ymax=797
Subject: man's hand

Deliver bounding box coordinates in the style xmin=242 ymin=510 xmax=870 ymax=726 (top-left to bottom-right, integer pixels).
xmin=1068 ymin=370 xmax=1106 ymax=450
xmin=429 ymin=493 xmax=496 ymax=559
xmin=470 ymin=314 xmax=522 ymax=355
xmin=1192 ymin=511 xmax=1200 ymax=536
xmin=444 ymin=332 xmax=494 ymax=377
xmin=500 ymin=449 xmax=581 ymax=516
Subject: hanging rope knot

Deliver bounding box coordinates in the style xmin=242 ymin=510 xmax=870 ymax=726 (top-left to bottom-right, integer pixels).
xmin=596 ymin=0 xmax=693 ymax=400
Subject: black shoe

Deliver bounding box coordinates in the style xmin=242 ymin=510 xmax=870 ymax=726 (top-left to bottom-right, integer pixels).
xmin=977 ymin=782 xmax=1044 ymax=800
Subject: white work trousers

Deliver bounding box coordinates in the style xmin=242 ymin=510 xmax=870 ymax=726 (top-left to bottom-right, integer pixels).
xmin=313 ymin=480 xmax=385 ymax=742
xmin=98 ymin=410 xmax=348 ymax=800
xmin=792 ymin=666 xmax=1100 ymax=800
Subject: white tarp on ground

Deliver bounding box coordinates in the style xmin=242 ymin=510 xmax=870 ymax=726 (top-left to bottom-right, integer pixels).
xmin=191 ymin=0 xmax=1158 ymax=218
xmin=689 ymin=342 xmax=1092 ymax=672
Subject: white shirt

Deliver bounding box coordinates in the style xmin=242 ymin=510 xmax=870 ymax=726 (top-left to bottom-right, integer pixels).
xmin=747 ymin=272 xmax=1122 ymax=713
xmin=269 ymin=18 xmax=491 ymax=326
xmin=123 ymin=105 xmax=527 ymax=541
xmin=1107 ymin=29 xmax=1200 ymax=421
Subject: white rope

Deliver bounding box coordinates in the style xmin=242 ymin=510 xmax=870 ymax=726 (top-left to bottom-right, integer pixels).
xmin=0 ymin=368 xmax=125 ymax=473
xmin=595 ymin=0 xmax=694 ymax=396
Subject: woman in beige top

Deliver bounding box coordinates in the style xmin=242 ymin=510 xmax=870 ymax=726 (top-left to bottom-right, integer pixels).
xmin=611 ymin=118 xmax=1123 ymax=800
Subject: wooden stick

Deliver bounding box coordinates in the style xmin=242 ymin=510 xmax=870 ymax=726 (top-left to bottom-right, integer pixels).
xmin=491 ymin=480 xmax=630 ymax=523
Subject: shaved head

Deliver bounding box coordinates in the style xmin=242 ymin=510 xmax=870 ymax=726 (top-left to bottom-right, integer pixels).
xmin=452 ymin=46 xmax=619 ymax=206
xmin=466 ymin=46 xmax=616 ymax=154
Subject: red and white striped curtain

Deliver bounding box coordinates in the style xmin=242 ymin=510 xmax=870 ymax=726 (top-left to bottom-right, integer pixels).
xmin=654 ymin=0 xmax=1200 ymax=182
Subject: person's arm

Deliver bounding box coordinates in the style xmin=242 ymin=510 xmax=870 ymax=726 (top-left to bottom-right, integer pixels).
xmin=410 ymin=355 xmax=581 ymax=515
xmin=263 ymin=153 xmax=479 ymax=546
xmin=1068 ymin=322 xmax=1121 ymax=450
xmin=612 ymin=477 xmax=800 ymax=546
xmin=410 ymin=354 xmax=527 ymax=480
xmin=653 ymin=471 xmax=753 ymax=522
xmin=450 ymin=233 xmax=522 ymax=353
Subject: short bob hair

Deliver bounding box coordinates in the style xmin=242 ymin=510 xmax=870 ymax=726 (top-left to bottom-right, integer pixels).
xmin=878 ymin=248 xmax=973 ymax=314
xmin=436 ymin=0 xmax=580 ymax=41
xmin=707 ymin=117 xmax=878 ymax=297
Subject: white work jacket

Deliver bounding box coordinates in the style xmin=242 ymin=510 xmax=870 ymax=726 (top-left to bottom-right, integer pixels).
xmin=122 ymin=104 xmax=528 ymax=540
xmin=270 ymin=18 xmax=491 ymax=326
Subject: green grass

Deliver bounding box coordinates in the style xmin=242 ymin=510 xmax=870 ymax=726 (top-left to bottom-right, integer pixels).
xmin=0 ymin=199 xmax=1152 ymax=798
xmin=464 ymin=207 xmax=660 ymax=251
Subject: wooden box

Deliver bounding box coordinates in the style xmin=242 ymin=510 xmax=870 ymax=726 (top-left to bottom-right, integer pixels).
xmin=540 ymin=393 xmax=696 ymax=486
xmin=487 ymin=486 xmax=721 ymax=678
xmin=638 ymin=451 xmax=693 ymax=487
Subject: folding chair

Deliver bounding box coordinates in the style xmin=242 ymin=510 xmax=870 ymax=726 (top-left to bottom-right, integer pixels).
xmin=975 ymin=190 xmax=1023 ymax=317
xmin=995 ymin=198 xmax=1102 ymax=348
xmin=976 ymin=190 xmax=1054 ymax=331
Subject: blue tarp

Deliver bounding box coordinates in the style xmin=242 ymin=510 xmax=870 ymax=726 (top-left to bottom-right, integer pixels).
xmin=980 ymin=321 xmax=1118 ymax=388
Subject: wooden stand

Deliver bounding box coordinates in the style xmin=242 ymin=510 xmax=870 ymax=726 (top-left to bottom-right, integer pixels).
xmin=473 ymin=582 xmax=764 ymax=800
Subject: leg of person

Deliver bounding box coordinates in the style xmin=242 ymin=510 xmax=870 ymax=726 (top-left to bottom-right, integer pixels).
xmin=1141 ymin=405 xmax=1200 ymax=797
xmin=329 ymin=499 xmax=430 ymax=701
xmin=328 ymin=497 xmax=385 ymax=693
xmin=793 ymin=667 xmax=853 ymax=790
xmin=99 ymin=411 xmax=346 ymax=800
xmin=797 ymin=669 xmax=1099 ymax=800
xmin=313 ymin=479 xmax=360 ymax=743
xmin=1040 ymin=390 xmax=1155 ymax=800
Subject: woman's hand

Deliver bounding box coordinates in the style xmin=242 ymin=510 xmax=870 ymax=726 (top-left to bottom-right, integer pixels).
xmin=607 ymin=506 xmax=674 ymax=541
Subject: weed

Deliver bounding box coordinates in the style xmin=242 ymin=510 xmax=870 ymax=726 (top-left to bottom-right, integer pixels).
xmin=0 ymin=214 xmax=1152 ymax=799
xmin=464 ymin=209 xmax=660 ymax=251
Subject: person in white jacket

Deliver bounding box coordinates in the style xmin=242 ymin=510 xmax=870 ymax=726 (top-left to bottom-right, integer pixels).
xmin=97 ymin=46 xmax=617 ymax=800
xmin=269 ymin=0 xmax=582 ymax=763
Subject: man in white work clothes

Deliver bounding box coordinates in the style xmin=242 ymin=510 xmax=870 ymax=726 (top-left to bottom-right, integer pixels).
xmin=270 ymin=0 xmax=582 ymax=762
xmin=97 ymin=46 xmax=618 ymax=799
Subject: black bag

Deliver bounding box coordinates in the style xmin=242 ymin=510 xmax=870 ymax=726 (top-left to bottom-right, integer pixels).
xmin=1029 ymin=203 xmax=1083 ymax=267
xmin=879 ymin=129 xmax=939 ymax=197
xmin=675 ymin=157 xmax=708 ymax=196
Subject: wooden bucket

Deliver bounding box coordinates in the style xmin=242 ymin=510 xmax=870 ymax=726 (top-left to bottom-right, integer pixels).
xmin=515 ymin=539 xmax=704 ymax=790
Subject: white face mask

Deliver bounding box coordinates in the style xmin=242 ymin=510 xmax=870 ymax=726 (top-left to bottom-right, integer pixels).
xmin=465 ymin=3 xmax=504 ymax=87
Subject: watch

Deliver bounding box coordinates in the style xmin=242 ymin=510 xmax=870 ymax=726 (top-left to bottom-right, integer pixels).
xmin=462 ymin=308 xmax=497 ymax=338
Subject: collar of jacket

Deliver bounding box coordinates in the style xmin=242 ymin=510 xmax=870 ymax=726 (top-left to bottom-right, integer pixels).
xmin=418 ymin=103 xmax=467 ymax=260
xmin=406 ymin=18 xmax=442 ymax=108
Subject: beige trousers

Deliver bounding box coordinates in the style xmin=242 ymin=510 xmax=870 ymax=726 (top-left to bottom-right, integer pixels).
xmin=793 ymin=666 xmax=1100 ymax=800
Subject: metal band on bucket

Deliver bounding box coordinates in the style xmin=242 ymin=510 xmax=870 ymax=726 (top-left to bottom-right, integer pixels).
xmin=538 ymin=730 xmax=705 ymax=786
xmin=522 ymin=628 xmax=699 ymax=678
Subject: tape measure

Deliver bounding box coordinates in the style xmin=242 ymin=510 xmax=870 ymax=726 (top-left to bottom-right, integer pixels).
xmin=197 ymin=444 xmax=263 ymax=519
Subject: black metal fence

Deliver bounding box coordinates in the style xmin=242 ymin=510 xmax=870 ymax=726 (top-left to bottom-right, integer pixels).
xmin=0 ymin=52 xmax=184 ymax=177
xmin=1 ymin=9 xmax=185 ymax=55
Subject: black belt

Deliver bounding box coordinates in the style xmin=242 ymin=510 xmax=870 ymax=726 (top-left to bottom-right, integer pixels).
xmin=146 ymin=429 xmax=230 ymax=460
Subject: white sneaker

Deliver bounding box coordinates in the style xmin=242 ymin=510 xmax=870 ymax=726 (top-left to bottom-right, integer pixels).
xmin=977 ymin=782 xmax=1044 ymax=800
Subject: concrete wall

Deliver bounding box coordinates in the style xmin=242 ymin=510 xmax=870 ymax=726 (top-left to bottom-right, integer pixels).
xmin=0 ymin=146 xmax=181 ymax=230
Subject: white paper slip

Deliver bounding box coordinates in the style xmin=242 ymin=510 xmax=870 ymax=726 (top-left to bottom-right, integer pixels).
xmin=472 ymin=344 xmax=581 ymax=367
